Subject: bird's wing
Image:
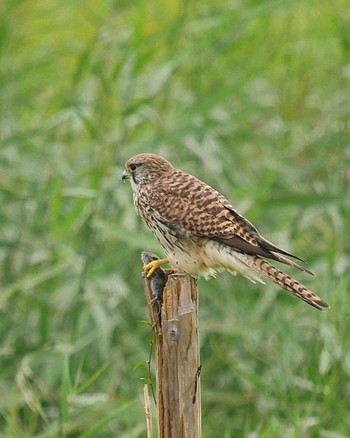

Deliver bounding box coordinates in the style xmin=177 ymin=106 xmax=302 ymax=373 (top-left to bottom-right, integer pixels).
xmin=147 ymin=170 xmax=313 ymax=275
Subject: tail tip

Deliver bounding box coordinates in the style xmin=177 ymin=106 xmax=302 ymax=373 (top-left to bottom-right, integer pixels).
xmin=315 ymin=298 xmax=330 ymax=311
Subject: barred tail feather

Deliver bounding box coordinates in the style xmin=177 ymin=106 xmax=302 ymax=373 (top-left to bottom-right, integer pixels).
xmin=243 ymin=255 xmax=329 ymax=310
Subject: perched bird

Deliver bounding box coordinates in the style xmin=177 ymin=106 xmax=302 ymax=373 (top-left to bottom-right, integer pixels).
xmin=122 ymin=153 xmax=328 ymax=310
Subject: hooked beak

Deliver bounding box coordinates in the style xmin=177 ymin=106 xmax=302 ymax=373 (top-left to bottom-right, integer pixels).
xmin=122 ymin=170 xmax=131 ymax=181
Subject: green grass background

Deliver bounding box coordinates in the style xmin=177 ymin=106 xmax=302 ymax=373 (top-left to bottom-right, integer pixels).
xmin=1 ymin=0 xmax=349 ymax=436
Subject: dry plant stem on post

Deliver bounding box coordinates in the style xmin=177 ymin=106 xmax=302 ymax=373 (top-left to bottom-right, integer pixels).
xmin=143 ymin=272 xmax=202 ymax=438
xmin=144 ymin=384 xmax=153 ymax=438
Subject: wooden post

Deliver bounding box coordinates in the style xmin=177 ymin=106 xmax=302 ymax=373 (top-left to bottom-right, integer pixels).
xmin=143 ymin=272 xmax=202 ymax=438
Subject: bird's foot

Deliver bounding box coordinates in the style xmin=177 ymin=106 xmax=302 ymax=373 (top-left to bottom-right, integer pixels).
xmin=143 ymin=258 xmax=169 ymax=278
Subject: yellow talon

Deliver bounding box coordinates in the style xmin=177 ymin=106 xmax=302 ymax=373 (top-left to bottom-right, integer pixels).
xmin=143 ymin=258 xmax=169 ymax=278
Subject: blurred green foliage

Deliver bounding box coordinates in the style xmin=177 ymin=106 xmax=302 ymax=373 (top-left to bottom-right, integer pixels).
xmin=0 ymin=0 xmax=349 ymax=436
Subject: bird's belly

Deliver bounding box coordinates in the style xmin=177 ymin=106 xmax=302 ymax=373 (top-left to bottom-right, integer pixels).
xmin=141 ymin=214 xmax=209 ymax=276
xmin=165 ymin=244 xmax=210 ymax=277
xmin=160 ymin=237 xmax=223 ymax=278
xmin=149 ymin=227 xmax=210 ymax=276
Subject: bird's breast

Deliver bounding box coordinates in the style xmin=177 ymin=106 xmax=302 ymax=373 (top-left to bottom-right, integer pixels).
xmin=132 ymin=186 xmax=217 ymax=276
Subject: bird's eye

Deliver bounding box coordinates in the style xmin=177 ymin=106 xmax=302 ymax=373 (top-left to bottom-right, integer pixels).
xmin=129 ymin=163 xmax=139 ymax=172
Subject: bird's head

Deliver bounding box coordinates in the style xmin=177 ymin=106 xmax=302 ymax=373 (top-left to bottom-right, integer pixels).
xmin=122 ymin=153 xmax=173 ymax=186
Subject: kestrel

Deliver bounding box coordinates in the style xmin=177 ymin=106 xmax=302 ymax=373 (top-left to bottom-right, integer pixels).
xmin=122 ymin=153 xmax=329 ymax=310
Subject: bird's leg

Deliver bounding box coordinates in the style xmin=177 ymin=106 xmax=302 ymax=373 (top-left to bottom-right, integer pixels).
xmin=164 ymin=268 xmax=175 ymax=275
xmin=143 ymin=258 xmax=169 ymax=278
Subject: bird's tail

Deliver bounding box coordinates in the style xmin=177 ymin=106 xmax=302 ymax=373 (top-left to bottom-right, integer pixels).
xmin=242 ymin=254 xmax=329 ymax=310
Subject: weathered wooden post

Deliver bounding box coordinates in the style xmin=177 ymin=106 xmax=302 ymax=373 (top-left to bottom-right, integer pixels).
xmin=143 ymin=271 xmax=202 ymax=438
